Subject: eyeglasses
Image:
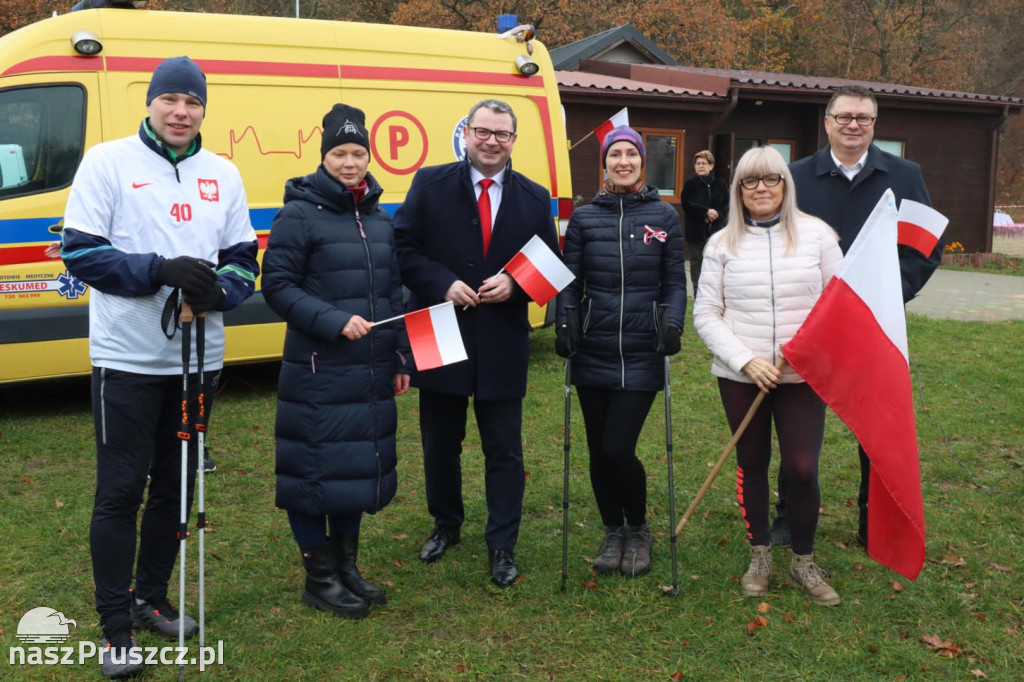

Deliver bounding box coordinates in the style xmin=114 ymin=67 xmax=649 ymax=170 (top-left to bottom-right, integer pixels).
xmin=739 ymin=174 xmax=784 ymax=190
xmin=828 ymin=113 xmax=876 ymax=127
xmin=469 ymin=127 xmax=515 ymax=143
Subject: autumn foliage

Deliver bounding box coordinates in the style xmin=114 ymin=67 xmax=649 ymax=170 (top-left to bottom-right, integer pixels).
xmin=4 ymin=0 xmax=1024 ymax=202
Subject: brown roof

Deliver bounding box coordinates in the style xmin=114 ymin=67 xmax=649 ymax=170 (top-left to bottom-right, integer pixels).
xmin=556 ymin=70 xmax=715 ymax=98
xmin=633 ymin=64 xmax=1023 ymax=105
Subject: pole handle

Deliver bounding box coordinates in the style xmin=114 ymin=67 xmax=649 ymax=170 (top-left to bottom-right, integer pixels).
xmin=181 ymin=300 xmax=194 ymax=324
xmin=674 ymin=356 xmax=787 ymax=536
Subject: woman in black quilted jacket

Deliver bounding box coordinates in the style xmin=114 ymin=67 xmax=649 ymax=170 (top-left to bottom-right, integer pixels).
xmin=554 ymin=126 xmax=687 ymax=577
xmin=262 ymin=104 xmax=410 ymax=619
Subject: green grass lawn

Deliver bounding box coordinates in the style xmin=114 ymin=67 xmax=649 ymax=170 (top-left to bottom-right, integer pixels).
xmin=2 ymin=317 xmax=1022 ymax=680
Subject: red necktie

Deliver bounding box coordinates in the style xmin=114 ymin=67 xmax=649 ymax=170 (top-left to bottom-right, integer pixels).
xmin=478 ymin=178 xmax=494 ymax=257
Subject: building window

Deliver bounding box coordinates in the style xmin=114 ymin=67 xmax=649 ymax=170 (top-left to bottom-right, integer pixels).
xmin=767 ymin=138 xmax=795 ymax=164
xmin=640 ymin=128 xmax=683 ymax=202
xmin=874 ymin=139 xmax=905 ymax=157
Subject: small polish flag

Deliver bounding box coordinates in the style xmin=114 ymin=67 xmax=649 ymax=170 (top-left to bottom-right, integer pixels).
xmin=593 ymin=107 xmax=629 ymax=144
xmin=503 ymin=235 xmax=575 ymax=306
xmin=404 ymin=301 xmax=467 ymax=371
xmin=897 ymin=200 xmax=948 ymax=256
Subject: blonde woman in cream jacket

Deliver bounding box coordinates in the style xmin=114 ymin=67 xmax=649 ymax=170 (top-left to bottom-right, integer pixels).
xmin=693 ymin=146 xmax=843 ymax=607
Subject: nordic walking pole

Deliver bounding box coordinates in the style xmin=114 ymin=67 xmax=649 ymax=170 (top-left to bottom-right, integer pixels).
xmin=560 ymin=354 xmax=572 ymax=593
xmin=177 ymin=300 xmax=194 ymax=682
xmin=663 ymin=355 xmax=680 ymax=595
xmin=194 ymin=311 xmax=208 ymax=653
xmin=674 ymin=357 xmax=787 ymax=537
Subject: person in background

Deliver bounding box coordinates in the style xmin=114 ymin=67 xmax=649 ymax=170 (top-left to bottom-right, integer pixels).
xmin=61 ymin=56 xmax=258 ymax=679
xmin=394 ymin=99 xmax=560 ymax=587
xmin=681 ymin=150 xmax=729 ymax=296
xmin=262 ymin=103 xmax=410 ymax=619
xmin=693 ymin=146 xmax=843 ymax=606
xmin=555 ymin=126 xmax=686 ymax=577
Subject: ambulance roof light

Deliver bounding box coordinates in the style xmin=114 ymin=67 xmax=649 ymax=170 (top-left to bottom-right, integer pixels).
xmin=71 ymin=0 xmax=147 ymax=11
xmin=71 ymin=30 xmax=103 ymax=55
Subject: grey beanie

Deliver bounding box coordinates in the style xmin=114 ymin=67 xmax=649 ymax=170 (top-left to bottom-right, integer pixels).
xmin=146 ymin=56 xmax=207 ymax=107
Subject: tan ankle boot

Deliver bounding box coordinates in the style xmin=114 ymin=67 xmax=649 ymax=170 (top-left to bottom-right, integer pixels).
xmin=741 ymin=545 xmax=772 ymax=597
xmin=788 ymin=552 xmax=840 ymax=606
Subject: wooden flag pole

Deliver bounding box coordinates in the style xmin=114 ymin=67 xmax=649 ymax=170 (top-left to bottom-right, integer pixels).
xmin=568 ymin=130 xmax=595 ymax=151
xmin=674 ymin=356 xmax=788 ymax=537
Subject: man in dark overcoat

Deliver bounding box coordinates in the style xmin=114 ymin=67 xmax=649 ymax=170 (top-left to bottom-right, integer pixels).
xmin=777 ymin=85 xmax=942 ymax=550
xmin=394 ymin=99 xmax=560 ymax=587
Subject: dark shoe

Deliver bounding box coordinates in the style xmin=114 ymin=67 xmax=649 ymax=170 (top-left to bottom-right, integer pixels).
xmin=99 ymin=627 xmax=144 ymax=679
xmin=770 ymin=515 xmax=792 ymax=547
xmin=621 ymin=523 xmax=654 ymax=577
xmin=489 ymin=549 xmax=518 ymax=587
xmin=300 ymin=543 xmax=370 ymax=619
xmin=203 ymin=447 xmax=217 ymax=473
xmin=419 ymin=526 xmax=460 ymax=563
xmin=592 ymin=526 xmax=625 ymax=575
xmin=132 ymin=594 xmax=198 ymax=640
xmin=333 ymin=533 xmax=387 ymax=606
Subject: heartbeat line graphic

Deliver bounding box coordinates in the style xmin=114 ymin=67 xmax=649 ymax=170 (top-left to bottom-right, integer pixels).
xmin=216 ymin=126 xmax=322 ymax=160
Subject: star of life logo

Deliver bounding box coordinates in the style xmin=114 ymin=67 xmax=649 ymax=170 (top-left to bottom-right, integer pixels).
xmin=9 ymin=606 xmax=224 ymax=671
xmin=198 ymin=178 xmax=220 ymax=202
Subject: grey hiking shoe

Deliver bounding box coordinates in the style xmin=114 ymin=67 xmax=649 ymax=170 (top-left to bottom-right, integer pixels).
xmin=788 ymin=552 xmax=841 ymax=606
xmin=592 ymin=526 xmax=625 ymax=575
xmin=99 ymin=628 xmax=144 ymax=679
xmin=203 ymin=447 xmax=217 ymax=473
xmin=132 ymin=595 xmax=198 ymax=639
xmin=620 ymin=523 xmax=654 ymax=577
xmin=741 ymin=544 xmax=772 ymax=597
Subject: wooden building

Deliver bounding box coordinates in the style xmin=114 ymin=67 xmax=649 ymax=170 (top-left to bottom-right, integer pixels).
xmin=552 ymin=26 xmax=1023 ymax=252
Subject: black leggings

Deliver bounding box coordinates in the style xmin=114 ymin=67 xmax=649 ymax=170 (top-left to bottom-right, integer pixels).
xmin=718 ymin=379 xmax=825 ymax=555
xmin=576 ymin=387 xmax=657 ymax=528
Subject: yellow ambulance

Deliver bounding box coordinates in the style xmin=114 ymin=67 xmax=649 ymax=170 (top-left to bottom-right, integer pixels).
xmin=0 ymin=5 xmax=573 ymax=383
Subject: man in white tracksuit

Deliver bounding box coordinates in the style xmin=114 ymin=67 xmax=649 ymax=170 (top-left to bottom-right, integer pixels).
xmin=61 ymin=56 xmax=258 ymax=679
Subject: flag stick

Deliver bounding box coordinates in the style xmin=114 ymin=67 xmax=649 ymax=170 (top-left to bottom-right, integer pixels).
xmin=674 ymin=357 xmax=787 ymax=537
xmin=568 ymin=130 xmax=594 ymax=151
xmin=371 ymin=301 xmax=457 ymax=328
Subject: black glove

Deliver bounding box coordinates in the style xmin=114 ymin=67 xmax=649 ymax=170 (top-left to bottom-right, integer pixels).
xmin=656 ymin=306 xmax=682 ymax=356
xmin=555 ymin=307 xmax=579 ymax=358
xmin=157 ymin=256 xmax=217 ymax=297
xmin=185 ymin=284 xmax=225 ymax=313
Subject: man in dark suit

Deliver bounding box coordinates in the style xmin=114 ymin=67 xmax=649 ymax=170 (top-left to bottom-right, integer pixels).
xmin=776 ymin=85 xmax=942 ymax=549
xmin=394 ymin=99 xmax=559 ymax=587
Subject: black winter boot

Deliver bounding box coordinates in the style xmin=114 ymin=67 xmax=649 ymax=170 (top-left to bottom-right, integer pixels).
xmin=334 ymin=533 xmax=387 ymax=606
xmin=300 ymin=543 xmax=370 ymax=619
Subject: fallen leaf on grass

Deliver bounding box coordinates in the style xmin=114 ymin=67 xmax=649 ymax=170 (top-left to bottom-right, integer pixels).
xmin=55 ymin=498 xmax=64 ymax=510
xmin=868 ymin=644 xmax=878 ymax=653
xmin=784 ymin=614 xmax=794 ymax=623
xmin=745 ymin=614 xmax=769 ymax=636
xmin=670 ymin=673 xmax=683 ymax=681
xmin=582 ymin=572 xmax=597 ymax=590
xmin=394 ymin=559 xmax=403 ymax=568
xmin=969 ymin=670 xmax=988 ymax=679
xmin=938 ymin=552 xmax=966 ymax=567
xmin=921 ymin=633 xmax=962 ymax=658
xmin=972 ymin=613 xmax=987 ymax=622
xmin=891 ymin=580 xmax=904 ymax=592
xmin=988 ymin=562 xmax=1012 ymax=574
xmin=756 ymin=602 xmax=771 ymax=614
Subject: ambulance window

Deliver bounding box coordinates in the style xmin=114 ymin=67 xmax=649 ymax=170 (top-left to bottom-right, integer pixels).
xmin=0 ymin=85 xmax=85 ymax=199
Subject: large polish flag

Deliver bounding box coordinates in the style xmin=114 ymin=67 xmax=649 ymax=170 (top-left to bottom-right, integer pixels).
xmin=403 ymin=301 xmax=467 ymax=371
xmin=783 ymin=190 xmax=946 ymax=580
xmin=503 ymin=235 xmax=575 ymax=306
xmin=593 ymin=107 xmax=629 ymax=143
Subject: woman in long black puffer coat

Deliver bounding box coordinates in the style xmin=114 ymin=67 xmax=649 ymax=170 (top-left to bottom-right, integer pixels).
xmin=555 ymin=126 xmax=687 ymax=579
xmin=262 ymin=104 xmax=410 ymax=620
